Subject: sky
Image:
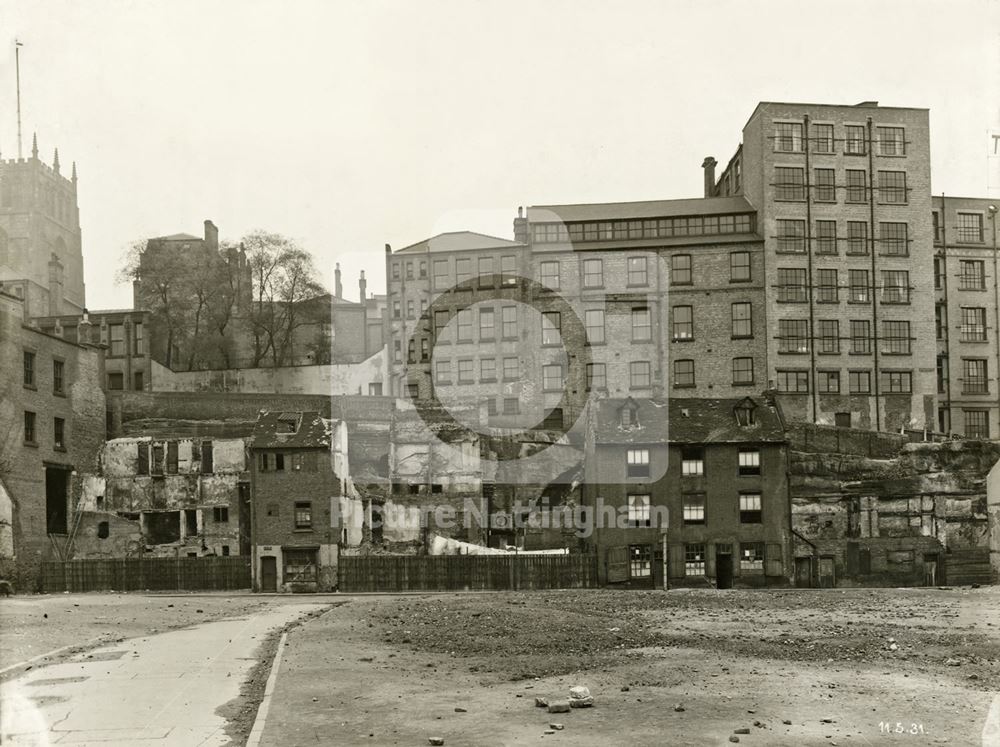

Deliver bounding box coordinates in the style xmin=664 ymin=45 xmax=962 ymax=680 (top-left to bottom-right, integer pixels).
xmin=2 ymin=0 xmax=999 ymax=310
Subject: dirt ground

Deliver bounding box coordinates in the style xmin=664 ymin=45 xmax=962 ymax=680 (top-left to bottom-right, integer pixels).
xmin=259 ymin=587 xmax=1000 ymax=747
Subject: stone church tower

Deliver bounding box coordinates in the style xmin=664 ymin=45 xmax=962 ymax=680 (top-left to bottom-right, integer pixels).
xmin=0 ymin=133 xmax=85 ymax=317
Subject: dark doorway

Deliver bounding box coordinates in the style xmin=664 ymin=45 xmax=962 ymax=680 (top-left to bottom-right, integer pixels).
xmin=794 ymin=557 xmax=812 ymax=587
xmin=818 ymin=556 xmax=836 ymax=588
xmin=834 ymin=412 xmax=852 ymax=428
xmin=923 ymin=553 xmax=938 ymax=586
xmin=260 ymin=556 xmax=277 ymax=592
xmin=45 ymin=466 xmax=69 ymax=534
xmin=147 ymin=511 xmax=181 ymax=544
xmin=715 ymin=548 xmax=733 ymax=589
xmin=238 ymin=483 xmax=251 ymax=556
xmin=184 ymin=509 xmax=198 ymax=536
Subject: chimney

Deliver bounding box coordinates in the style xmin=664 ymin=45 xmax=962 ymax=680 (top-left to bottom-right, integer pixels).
xmin=359 ymin=270 xmax=367 ymax=302
xmin=48 ymin=254 xmax=64 ymax=316
xmin=513 ymin=206 xmax=528 ymax=244
xmin=204 ymin=220 xmax=219 ymax=251
xmin=702 ymin=157 xmax=717 ymax=198
xmin=335 ymin=263 xmax=343 ymax=298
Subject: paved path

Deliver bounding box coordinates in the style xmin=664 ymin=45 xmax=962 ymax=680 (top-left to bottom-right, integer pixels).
xmin=0 ymin=603 xmax=325 ymax=746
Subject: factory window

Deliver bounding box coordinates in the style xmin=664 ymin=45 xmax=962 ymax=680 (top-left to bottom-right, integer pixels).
xmin=433 ymin=260 xmax=449 ymax=290
xmin=585 ymin=309 xmax=606 ymax=344
xmin=849 ymin=370 xmax=871 ymax=394
xmin=683 ymin=494 xmax=705 ymax=524
xmin=673 ymin=359 xmax=695 ymax=388
xmin=213 ymin=506 xmax=229 ymax=523
xmin=845 ymin=125 xmax=867 ymax=155
xmin=738 ymin=449 xmax=760 ymax=476
xmin=818 ymin=320 xmax=840 ymax=354
xmin=817 ymin=370 xmax=841 ymax=394
xmin=849 ymin=270 xmax=870 ymax=303
xmin=959 ymin=260 xmax=986 ymax=290
xmin=739 ymin=493 xmax=762 ymax=523
xmin=480 ymin=358 xmax=496 ymax=382
xmin=847 ymin=221 xmax=868 ymax=254
xmin=957 ymin=213 xmax=984 ymax=243
xmin=815 ymin=220 xmax=837 ymax=253
xmin=273 ymin=453 xmax=284 ymax=471
xmin=774 ymin=122 xmax=803 ymax=152
xmin=627 ymin=256 xmax=648 ymax=286
xmin=778 ymin=319 xmax=809 ymax=354
xmin=478 ymin=256 xmax=494 ymax=288
xmin=455 ymin=258 xmax=472 ymax=284
xmin=732 ymin=357 xmax=754 ymax=385
xmin=774 ymin=168 xmax=806 ymax=201
xmin=629 ymin=545 xmax=652 ymax=578
xmin=23 ymin=350 xmax=35 ymax=388
xmin=479 ymin=307 xmax=495 ymax=341
xmin=294 ymin=502 xmax=313 ymax=530
xmin=671 ymin=254 xmax=692 ymax=285
xmin=629 ymin=361 xmax=651 ymax=389
xmin=730 ymin=252 xmax=751 ymax=282
xmin=582 ymin=258 xmax=604 ymax=288
xmin=166 ymin=441 xmax=178 ymax=473
xmin=776 ymin=219 xmax=806 ymax=253
xmin=879 ymin=222 xmax=908 ymax=256
xmin=435 ymin=359 xmax=451 ymax=384
xmin=542 ymin=364 xmax=563 ymax=391
xmin=880 ymin=370 xmax=912 ymax=393
xmin=882 ymin=321 xmax=911 ymax=355
xmin=503 ymin=397 xmax=519 ymax=415
xmin=419 ymin=260 xmax=427 ymax=278
xmin=541 ymin=311 xmax=561 ymax=346
xmin=500 ymin=255 xmax=517 ymax=284
xmin=502 ymin=357 xmax=519 ymax=382
xmin=456 ymin=309 xmax=473 ymax=342
xmin=960 ymin=307 xmax=987 ymax=342
xmin=53 ymin=417 xmax=66 ymax=450
xmin=816 ymin=269 xmax=838 ymax=303
xmin=880 ymin=270 xmax=910 ymax=304
xmin=391 ymin=263 xmax=400 ymax=280
xmin=685 ymin=544 xmax=706 ymax=576
xmin=776 ymin=369 xmax=809 ymax=393
xmin=672 ymin=305 xmax=693 ymax=340
xmin=813 ymin=169 xmax=836 ymax=202
xmin=586 ymin=362 xmax=606 ymax=391
xmin=877 ymin=170 xmax=907 ymax=204
xmin=844 ymin=170 xmax=866 ymax=204
xmin=626 ymin=449 xmax=650 ymax=478
xmin=812 ymin=123 xmax=835 ymax=153
xmin=52 ymin=359 xmax=65 ymax=394
xmin=201 ymin=441 xmax=213 ymax=474
xmin=740 ymin=542 xmax=765 ymax=571
xmin=964 ymin=410 xmax=990 ymax=439
xmin=539 ymin=261 xmax=560 ymax=289
xmin=627 ymin=494 xmax=651 ymax=527
xmin=631 ymin=307 xmax=651 ymax=342
xmin=108 ymin=372 xmax=124 ymax=390
xmin=501 ymin=305 xmax=517 ymax=339
xmin=877 ymin=126 xmax=906 ymax=156
xmin=681 ymin=447 xmax=704 ymax=477
xmin=109 ymin=324 xmax=125 ymax=357
xmin=963 ymin=359 xmax=988 ymax=394
xmin=137 ymin=443 xmax=150 ymax=474
xmin=458 ymin=359 xmax=474 ymax=384
xmin=731 ymin=302 xmax=752 ymax=338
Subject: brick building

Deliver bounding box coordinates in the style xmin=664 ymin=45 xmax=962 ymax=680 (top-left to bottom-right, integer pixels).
xmin=249 ymin=410 xmax=347 ymax=592
xmin=0 ymin=290 xmax=106 ymax=585
xmin=584 ymin=396 xmax=790 ymax=589
xmin=0 ymin=136 xmax=85 ymax=318
xmin=933 ymin=196 xmax=1000 ymax=438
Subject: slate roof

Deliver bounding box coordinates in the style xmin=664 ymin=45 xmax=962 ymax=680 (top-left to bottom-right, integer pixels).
xmin=251 ymin=411 xmax=333 ymax=449
xmin=595 ymin=396 xmax=785 ymax=445
xmin=395 ymin=231 xmax=524 ymax=255
xmin=526 ymin=195 xmax=755 ymax=223
xmin=149 ymin=232 xmax=202 ymax=242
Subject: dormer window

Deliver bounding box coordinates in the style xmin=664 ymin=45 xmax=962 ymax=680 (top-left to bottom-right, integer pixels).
xmin=734 ymin=398 xmax=757 ymax=427
xmin=620 ymin=399 xmax=640 ymax=429
xmin=277 ymin=415 xmax=299 ymax=434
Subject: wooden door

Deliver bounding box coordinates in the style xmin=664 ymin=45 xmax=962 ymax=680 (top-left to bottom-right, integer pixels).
xmin=260 ymin=556 xmax=277 ymax=592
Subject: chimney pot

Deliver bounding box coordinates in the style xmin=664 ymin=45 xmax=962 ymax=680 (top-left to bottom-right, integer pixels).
xmin=702 ymin=157 xmax=718 ymax=198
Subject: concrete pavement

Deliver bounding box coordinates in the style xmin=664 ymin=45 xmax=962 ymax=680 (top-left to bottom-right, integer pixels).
xmin=0 ymin=602 xmax=326 ymax=746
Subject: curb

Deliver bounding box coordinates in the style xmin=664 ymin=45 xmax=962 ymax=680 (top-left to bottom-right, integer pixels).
xmin=0 ymin=639 xmax=100 ymax=677
xmin=245 ymin=630 xmax=288 ymax=747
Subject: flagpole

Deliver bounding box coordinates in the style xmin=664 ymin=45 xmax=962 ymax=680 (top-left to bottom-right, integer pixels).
xmin=15 ymin=40 xmax=23 ymax=159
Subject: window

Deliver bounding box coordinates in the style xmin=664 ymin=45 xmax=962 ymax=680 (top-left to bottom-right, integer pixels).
xmin=108 ymin=372 xmax=124 ymax=390
xmin=458 ymin=359 xmax=474 ymax=383
xmin=731 ymin=302 xmax=752 ymax=338
xmin=23 ymin=351 xmax=35 ymax=387
xmin=109 ymin=324 xmax=125 ymax=357
xmin=631 ymin=307 xmax=651 ymax=341
xmin=936 ymin=304 xmax=948 ymax=340
xmin=407 ymin=340 xmax=416 ymax=364
xmin=294 ymin=502 xmax=313 ymax=529
xmin=740 ymin=542 xmax=765 ymax=571
xmin=133 ymin=371 xmax=144 ymax=391
xmin=849 ymin=370 xmax=871 ymax=394
xmin=392 ymin=301 xmax=401 ymax=319
xmin=503 ymin=397 xmax=519 ymax=415
xmin=455 ymin=258 xmax=472 ymax=284
xmin=879 ymin=222 xmax=908 ymax=256
xmin=502 ymin=357 xmax=518 ymax=381
xmin=730 ymin=252 xmax=750 ymax=282
xmin=674 ymin=359 xmax=695 ymax=388
xmin=480 ymin=358 xmax=496 ymax=382
xmin=850 ymin=320 xmax=872 ymax=354
xmin=776 ymin=219 xmax=806 ymax=252
xmin=881 ymin=370 xmax=912 ymax=393
xmin=878 ymin=126 xmax=905 ymax=156
xmin=213 ymin=506 xmax=229 ymax=523
xmin=882 ymin=321 xmax=911 ymax=354
xmin=774 ymin=121 xmax=803 ymax=152
xmin=776 ymin=369 xmax=809 ymax=392
xmin=405 ymin=262 xmax=414 ymax=280
xmin=369 ymin=382 xmax=383 ymax=396
xmin=500 ymin=255 xmax=516 ymax=284
xmin=961 ymin=307 xmax=987 ymax=342
xmin=478 ymin=256 xmax=494 ymax=288
xmin=778 ymin=319 xmax=809 ymax=353
xmin=814 ymin=169 xmax=836 ymax=202
xmin=845 ymin=125 xmax=866 ymax=155
xmin=53 ymin=417 xmax=65 ymax=449
xmin=777 ymin=268 xmax=808 ymax=302
xmin=683 ymin=494 xmax=705 ymax=524
xmin=283 ymin=548 xmax=318 ymax=582
xmin=880 ymin=271 xmax=910 ymax=304
xmin=847 ymin=221 xmax=868 ymax=254
xmin=22 ymin=411 xmax=36 ymax=444
xmin=960 ymin=260 xmax=986 ymax=290
xmin=626 ymin=449 xmax=650 ymax=478
xmin=435 ymin=359 xmax=451 ymax=384
xmin=456 ymin=309 xmax=473 ymax=341
xmin=586 ymin=363 xmax=606 ymax=390
xmin=406 ymin=300 xmax=415 ymax=319
xmin=732 ymin=357 xmax=754 ymax=385
xmin=391 ymin=262 xmax=401 ymax=280
xmin=433 ymin=260 xmax=449 ymax=289
xmin=849 ymin=269 xmax=870 ymax=303
xmin=97 ymin=521 xmax=110 ymax=539
xmin=541 ymin=311 xmax=561 ymax=346
xmin=815 ymin=220 xmax=837 ymax=253
xmin=585 ymin=309 xmax=606 ymax=344
xmin=630 ymin=361 xmax=651 ymax=389
xmin=629 ymin=544 xmax=652 ymax=577
xmin=540 ymin=261 xmax=560 ymax=289
xmin=627 ymin=256 xmax=648 ymax=286
xmin=816 ymin=269 xmax=838 ymax=303
xmin=964 ymin=410 xmax=990 ymax=439
xmin=681 ymin=447 xmax=704 ymax=476
xmin=957 ymin=212 xmax=984 ymax=243
xmin=817 ymin=319 xmax=840 ymax=354
xmin=817 ymin=370 xmax=840 ymax=393
xmin=934 ymin=256 xmax=946 ymax=289
xmin=421 ymin=338 xmax=430 ymax=362
xmin=501 ymin=306 xmax=517 ymax=339
xmin=671 ymin=254 xmax=692 ymax=285
xmin=845 ymin=170 xmax=867 ymax=204
xmin=963 ymin=359 xmax=988 ymax=394
xmin=933 ymin=212 xmax=941 ymax=243
xmin=878 ymin=171 xmax=907 ymax=204
xmin=542 ymin=364 xmax=563 ymax=391
xmin=151 ymin=443 xmax=164 ymax=475
xmin=672 ymin=305 xmax=693 ymax=340
xmin=812 ymin=123 xmax=834 ymax=153
xmin=419 ymin=260 xmax=427 ymax=279
xmin=133 ymin=323 xmax=144 ymax=355
xmin=775 ymin=168 xmax=806 ymax=200
xmin=479 ymin=307 xmax=495 ymax=340
xmin=739 ymin=492 xmax=762 ymax=523
xmin=738 ymin=449 xmax=760 ymax=476
xmin=583 ymin=258 xmax=603 ymax=288
xmin=685 ymin=544 xmax=706 ymax=576
xmin=165 ymin=440 xmax=178 ymax=473
xmin=485 ymin=398 xmax=498 ymax=417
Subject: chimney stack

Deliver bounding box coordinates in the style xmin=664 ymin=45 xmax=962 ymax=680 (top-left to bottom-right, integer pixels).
xmin=359 ymin=270 xmax=367 ymax=302
xmin=204 ymin=220 xmax=219 ymax=251
xmin=513 ymin=206 xmax=528 ymax=244
xmin=334 ymin=263 xmax=343 ymax=298
xmin=702 ymin=157 xmax=717 ymax=198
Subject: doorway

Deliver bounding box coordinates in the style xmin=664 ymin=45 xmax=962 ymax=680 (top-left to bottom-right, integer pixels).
xmin=260 ymin=556 xmax=277 ymax=592
xmin=715 ymin=547 xmax=733 ymax=589
xmin=794 ymin=557 xmax=812 ymax=587
xmin=923 ymin=554 xmax=938 ymax=586
xmin=45 ymin=466 xmax=69 ymax=534
xmin=818 ymin=556 xmax=836 ymax=588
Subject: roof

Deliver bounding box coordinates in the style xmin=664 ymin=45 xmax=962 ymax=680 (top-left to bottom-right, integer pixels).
xmin=527 ymin=195 xmax=755 ymax=223
xmin=149 ymin=232 xmax=202 ymax=242
xmin=595 ymin=396 xmax=785 ymax=445
xmin=251 ymin=411 xmax=334 ymax=449
xmin=395 ymin=231 xmax=524 ymax=255
xmin=743 ymin=100 xmax=929 ymax=132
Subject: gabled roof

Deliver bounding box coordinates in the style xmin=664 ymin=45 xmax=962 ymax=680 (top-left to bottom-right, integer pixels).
xmin=149 ymin=232 xmax=202 ymax=242
xmin=395 ymin=231 xmax=524 ymax=255
xmin=251 ymin=410 xmax=333 ymax=449
xmin=526 ymin=195 xmax=755 ymax=223
xmin=595 ymin=396 xmax=785 ymax=445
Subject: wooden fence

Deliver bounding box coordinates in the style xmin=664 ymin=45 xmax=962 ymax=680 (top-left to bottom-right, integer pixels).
xmin=41 ymin=557 xmax=252 ymax=593
xmin=338 ymin=553 xmax=599 ymax=592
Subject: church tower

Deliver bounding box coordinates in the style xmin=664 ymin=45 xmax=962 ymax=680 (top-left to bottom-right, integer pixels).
xmin=0 ymin=133 xmax=86 ymax=317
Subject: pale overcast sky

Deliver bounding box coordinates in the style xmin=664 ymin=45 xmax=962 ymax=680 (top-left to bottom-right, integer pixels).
xmin=2 ymin=0 xmax=998 ymax=309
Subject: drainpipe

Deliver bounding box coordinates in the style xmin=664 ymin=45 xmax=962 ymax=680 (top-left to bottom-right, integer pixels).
xmin=990 ymin=205 xmax=999 ymax=435
xmin=803 ymin=114 xmax=818 ymax=423
xmin=867 ymin=118 xmax=881 ymax=431
xmin=941 ymin=194 xmax=954 ymax=434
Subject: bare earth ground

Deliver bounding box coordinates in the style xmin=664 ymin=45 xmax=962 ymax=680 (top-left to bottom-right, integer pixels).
xmin=259 ymin=588 xmax=1000 ymax=747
